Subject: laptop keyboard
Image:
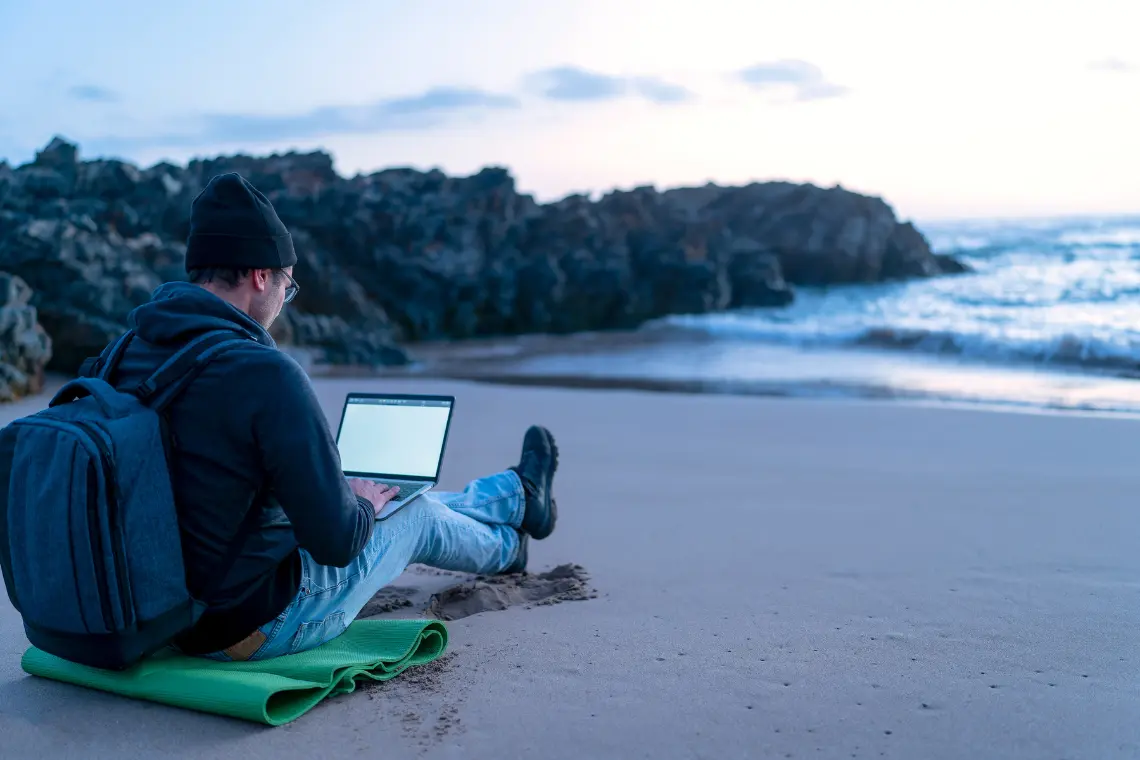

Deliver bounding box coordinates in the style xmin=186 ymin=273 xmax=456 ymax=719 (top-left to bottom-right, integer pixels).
xmin=376 ymin=482 xmax=417 ymax=502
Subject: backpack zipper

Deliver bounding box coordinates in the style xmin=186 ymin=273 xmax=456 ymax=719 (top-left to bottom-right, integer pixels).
xmin=84 ymin=459 xmax=115 ymax=630
xmin=70 ymin=419 xmax=133 ymax=629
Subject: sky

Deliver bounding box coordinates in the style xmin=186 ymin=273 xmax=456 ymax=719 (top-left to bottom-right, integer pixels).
xmin=0 ymin=0 xmax=1137 ymax=221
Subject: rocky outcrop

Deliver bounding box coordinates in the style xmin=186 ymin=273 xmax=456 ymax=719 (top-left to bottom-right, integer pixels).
xmin=0 ymin=136 xmax=967 ymax=375
xmin=0 ymin=272 xmax=52 ymax=401
xmin=662 ymin=183 xmax=967 ymax=284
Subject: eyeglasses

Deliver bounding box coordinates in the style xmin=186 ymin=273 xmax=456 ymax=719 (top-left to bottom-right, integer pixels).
xmin=279 ymin=270 xmax=299 ymax=303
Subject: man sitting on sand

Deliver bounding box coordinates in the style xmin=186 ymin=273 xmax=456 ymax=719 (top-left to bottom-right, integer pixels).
xmin=86 ymin=172 xmax=559 ymax=661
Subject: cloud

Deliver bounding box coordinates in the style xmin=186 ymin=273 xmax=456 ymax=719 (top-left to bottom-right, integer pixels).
xmin=795 ymin=81 xmax=851 ymax=101
xmin=529 ymin=67 xmax=627 ymax=101
xmin=68 ymin=84 xmax=119 ymax=103
xmin=631 ymin=77 xmax=693 ymax=104
xmin=1089 ymin=57 xmax=1135 ymax=72
xmin=81 ymin=68 xmax=695 ymax=158
xmin=380 ymin=87 xmax=517 ymax=116
xmin=84 ymin=86 xmax=519 ymax=153
xmin=738 ymin=60 xmax=849 ymax=101
xmin=197 ymin=87 xmax=519 ymax=143
xmin=527 ymin=66 xmax=693 ymax=104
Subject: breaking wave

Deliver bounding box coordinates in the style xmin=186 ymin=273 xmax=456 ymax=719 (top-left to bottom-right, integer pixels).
xmin=659 ymin=216 xmax=1140 ymax=376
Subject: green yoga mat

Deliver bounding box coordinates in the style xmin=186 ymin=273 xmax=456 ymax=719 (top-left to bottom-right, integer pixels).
xmin=20 ymin=618 xmax=448 ymax=726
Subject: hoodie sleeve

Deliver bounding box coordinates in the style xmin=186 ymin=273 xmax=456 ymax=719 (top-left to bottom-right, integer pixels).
xmin=250 ymin=353 xmax=373 ymax=567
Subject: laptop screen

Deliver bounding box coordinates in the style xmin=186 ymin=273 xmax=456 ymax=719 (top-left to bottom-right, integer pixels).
xmin=336 ymin=396 xmax=454 ymax=479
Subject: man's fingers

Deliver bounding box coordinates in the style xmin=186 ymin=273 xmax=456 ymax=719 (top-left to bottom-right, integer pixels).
xmin=363 ymin=482 xmax=401 ymax=515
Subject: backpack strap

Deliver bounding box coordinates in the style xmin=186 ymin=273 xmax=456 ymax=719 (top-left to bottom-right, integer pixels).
xmin=77 ymin=329 xmax=136 ymax=380
xmin=98 ymin=330 xmax=137 ymax=384
xmin=135 ymin=330 xmax=252 ymax=412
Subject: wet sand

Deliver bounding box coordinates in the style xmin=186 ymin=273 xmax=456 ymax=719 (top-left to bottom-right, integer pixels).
xmin=2 ymin=374 xmax=1139 ymax=758
xmin=362 ymin=327 xmax=1140 ymax=418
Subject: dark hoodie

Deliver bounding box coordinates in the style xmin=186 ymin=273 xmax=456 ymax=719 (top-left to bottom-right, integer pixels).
xmin=94 ymin=281 xmax=374 ymax=654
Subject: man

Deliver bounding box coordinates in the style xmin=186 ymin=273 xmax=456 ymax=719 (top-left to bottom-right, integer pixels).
xmin=97 ymin=172 xmax=558 ymax=661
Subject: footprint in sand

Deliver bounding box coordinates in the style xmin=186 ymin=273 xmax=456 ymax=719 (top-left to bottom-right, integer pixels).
xmin=359 ymin=564 xmax=596 ymax=621
xmin=428 ymin=564 xmax=596 ymax=620
xmin=357 ymin=588 xmax=417 ymax=618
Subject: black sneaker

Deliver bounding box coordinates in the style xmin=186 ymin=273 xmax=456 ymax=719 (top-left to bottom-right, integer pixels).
xmin=511 ymin=425 xmax=558 ymax=540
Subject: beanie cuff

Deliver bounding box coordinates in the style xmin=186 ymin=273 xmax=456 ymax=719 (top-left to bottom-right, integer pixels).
xmin=185 ymin=232 xmax=297 ymax=272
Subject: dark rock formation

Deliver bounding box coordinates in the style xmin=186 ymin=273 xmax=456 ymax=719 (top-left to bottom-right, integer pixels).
xmin=0 ymin=272 xmax=52 ymax=401
xmin=932 ymin=253 xmax=972 ymax=275
xmin=0 ymin=136 xmax=966 ymax=375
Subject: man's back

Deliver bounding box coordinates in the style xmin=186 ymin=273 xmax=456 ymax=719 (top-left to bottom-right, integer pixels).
xmin=96 ymin=280 xmax=373 ymax=654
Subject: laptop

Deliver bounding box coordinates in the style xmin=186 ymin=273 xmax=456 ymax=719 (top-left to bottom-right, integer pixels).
xmin=334 ymin=392 xmax=456 ymax=521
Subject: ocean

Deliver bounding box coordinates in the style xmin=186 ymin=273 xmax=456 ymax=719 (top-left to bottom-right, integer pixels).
xmin=667 ymin=215 xmax=1140 ymax=375
xmin=418 ymin=215 xmax=1140 ymax=416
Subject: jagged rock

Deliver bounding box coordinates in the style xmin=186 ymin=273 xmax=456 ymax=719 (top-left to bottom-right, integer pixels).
xmin=0 ymin=272 xmax=51 ymax=401
xmin=0 ymin=136 xmax=967 ymax=376
xmin=0 ymin=216 xmax=161 ymax=371
xmin=0 ymin=163 xmax=13 ymax=208
xmin=726 ymin=240 xmax=794 ymax=308
xmin=665 ymin=182 xmax=925 ymax=284
xmin=881 ymin=221 xmax=945 ymax=279
xmin=76 ymin=159 xmax=142 ymax=200
xmin=933 ymin=253 xmax=972 ymax=275
xmin=285 ymin=312 xmax=408 ymax=367
xmin=13 ymin=166 xmax=72 ymax=202
xmin=123 ymin=233 xmax=188 ymax=285
xmin=34 ymin=136 xmax=80 ymax=173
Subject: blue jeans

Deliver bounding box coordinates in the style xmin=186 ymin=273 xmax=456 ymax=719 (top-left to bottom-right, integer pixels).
xmin=200 ymin=469 xmax=525 ymax=661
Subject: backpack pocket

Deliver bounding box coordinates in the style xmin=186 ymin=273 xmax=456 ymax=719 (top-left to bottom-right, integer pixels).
xmin=5 ymin=418 xmax=134 ymax=635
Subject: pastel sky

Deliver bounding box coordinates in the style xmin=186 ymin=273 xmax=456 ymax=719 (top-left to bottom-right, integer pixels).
xmin=0 ymin=0 xmax=1136 ymax=220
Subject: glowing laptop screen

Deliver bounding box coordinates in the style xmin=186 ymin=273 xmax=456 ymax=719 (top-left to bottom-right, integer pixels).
xmin=337 ymin=397 xmax=453 ymax=479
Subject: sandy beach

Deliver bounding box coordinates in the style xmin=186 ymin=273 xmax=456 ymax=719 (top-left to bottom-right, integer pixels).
xmin=2 ymin=375 xmax=1139 ymax=759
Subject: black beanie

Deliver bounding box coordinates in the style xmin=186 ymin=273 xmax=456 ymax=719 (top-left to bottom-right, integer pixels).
xmin=184 ymin=172 xmax=297 ymax=272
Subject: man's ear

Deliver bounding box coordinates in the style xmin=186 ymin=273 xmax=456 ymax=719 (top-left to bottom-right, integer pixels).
xmin=250 ymin=268 xmax=272 ymax=293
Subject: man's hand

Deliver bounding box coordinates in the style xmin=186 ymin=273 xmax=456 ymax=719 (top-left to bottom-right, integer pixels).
xmin=347 ymin=478 xmax=400 ymax=517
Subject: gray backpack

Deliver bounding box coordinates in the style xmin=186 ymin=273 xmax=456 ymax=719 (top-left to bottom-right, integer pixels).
xmin=0 ymin=328 xmax=250 ymax=670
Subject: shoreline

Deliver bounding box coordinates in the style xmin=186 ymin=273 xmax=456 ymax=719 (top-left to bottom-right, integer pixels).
xmin=299 ymin=327 xmax=1140 ymax=420
xmin=28 ymin=324 xmax=1140 ymax=421
xmin=384 ymin=371 xmax=1140 ymax=422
